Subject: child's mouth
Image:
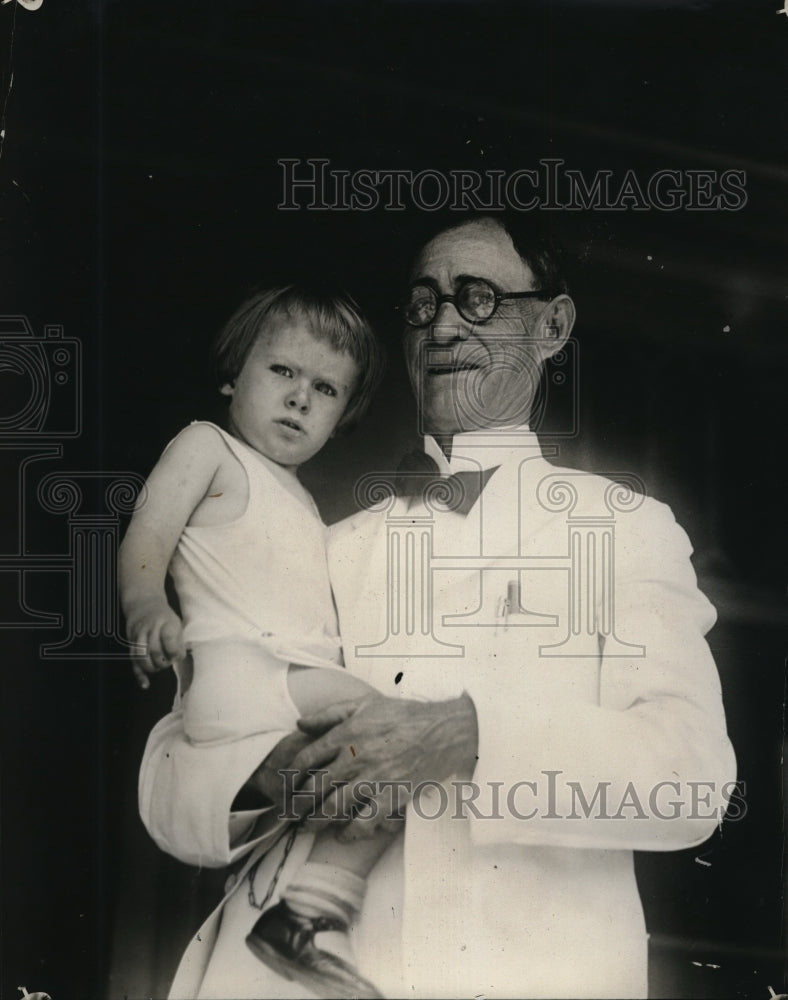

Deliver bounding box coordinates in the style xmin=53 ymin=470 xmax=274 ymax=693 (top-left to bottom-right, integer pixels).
xmin=278 ymin=418 xmax=304 ymax=434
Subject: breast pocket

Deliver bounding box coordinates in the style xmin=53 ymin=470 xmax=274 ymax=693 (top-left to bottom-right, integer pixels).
xmin=443 ymin=567 xmax=602 ymax=706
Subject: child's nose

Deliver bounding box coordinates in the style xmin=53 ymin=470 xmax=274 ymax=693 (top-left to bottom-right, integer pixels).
xmin=286 ymin=384 xmax=310 ymax=413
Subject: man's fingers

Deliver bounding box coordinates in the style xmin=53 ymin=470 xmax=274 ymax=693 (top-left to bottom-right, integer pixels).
xmin=336 ymin=798 xmax=405 ymax=842
xmin=287 ymin=751 xmax=370 ymax=826
xmin=291 ymin=731 xmax=344 ymax=775
xmin=337 ymin=813 xmax=403 ymax=843
xmin=297 ymin=699 xmax=362 ymax=736
xmin=285 ymin=766 xmax=333 ymax=819
xmin=303 ymin=782 xmax=356 ymax=831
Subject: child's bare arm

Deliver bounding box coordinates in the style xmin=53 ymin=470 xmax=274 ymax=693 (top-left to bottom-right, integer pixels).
xmin=119 ymin=424 xmax=224 ymax=688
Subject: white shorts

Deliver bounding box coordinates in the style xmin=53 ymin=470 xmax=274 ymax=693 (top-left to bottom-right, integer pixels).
xmin=182 ymin=639 xmax=343 ymax=745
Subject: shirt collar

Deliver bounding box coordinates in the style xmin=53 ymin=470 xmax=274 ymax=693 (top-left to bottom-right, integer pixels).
xmin=423 ymin=425 xmax=543 ymax=475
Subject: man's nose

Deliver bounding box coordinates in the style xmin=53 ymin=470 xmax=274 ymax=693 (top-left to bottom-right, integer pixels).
xmin=430 ymin=301 xmax=472 ymax=343
xmin=286 ymin=382 xmax=310 ymax=412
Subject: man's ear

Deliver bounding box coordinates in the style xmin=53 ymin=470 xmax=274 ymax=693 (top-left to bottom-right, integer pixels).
xmin=219 ymin=382 xmax=235 ymax=397
xmin=535 ymin=295 xmax=576 ymax=361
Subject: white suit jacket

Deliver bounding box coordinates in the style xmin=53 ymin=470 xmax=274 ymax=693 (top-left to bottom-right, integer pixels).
xmin=138 ymin=427 xmax=735 ymax=999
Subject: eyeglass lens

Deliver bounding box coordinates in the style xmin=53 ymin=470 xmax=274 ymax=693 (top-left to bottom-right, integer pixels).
xmin=405 ymin=279 xmax=498 ymax=326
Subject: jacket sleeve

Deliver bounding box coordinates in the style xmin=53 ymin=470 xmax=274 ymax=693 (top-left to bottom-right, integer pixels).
xmin=138 ymin=707 xmax=290 ymax=868
xmin=465 ymin=496 xmax=736 ymax=852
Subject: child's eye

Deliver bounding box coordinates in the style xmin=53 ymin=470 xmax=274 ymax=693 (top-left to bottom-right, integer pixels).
xmin=270 ymin=364 xmax=293 ymax=378
xmin=316 ymin=382 xmax=337 ymax=397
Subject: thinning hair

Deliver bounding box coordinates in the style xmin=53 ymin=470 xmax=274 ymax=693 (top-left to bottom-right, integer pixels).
xmin=413 ymin=210 xmax=570 ymax=300
xmin=212 ymin=285 xmax=385 ymax=433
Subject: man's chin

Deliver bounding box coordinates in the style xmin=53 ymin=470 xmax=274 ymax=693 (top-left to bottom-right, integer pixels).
xmin=421 ymin=410 xmax=531 ymax=438
xmin=419 ymin=386 xmax=525 ymax=438
xmin=420 ymin=413 xmax=490 ymax=438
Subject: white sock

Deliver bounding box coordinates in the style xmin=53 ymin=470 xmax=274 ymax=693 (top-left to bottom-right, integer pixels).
xmin=284 ymin=862 xmax=366 ymax=926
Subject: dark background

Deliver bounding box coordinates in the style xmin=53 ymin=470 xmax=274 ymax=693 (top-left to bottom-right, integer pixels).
xmin=1 ymin=1 xmax=786 ymax=998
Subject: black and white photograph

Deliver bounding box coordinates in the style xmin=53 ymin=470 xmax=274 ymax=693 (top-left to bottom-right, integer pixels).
xmin=1 ymin=2 xmax=786 ymax=998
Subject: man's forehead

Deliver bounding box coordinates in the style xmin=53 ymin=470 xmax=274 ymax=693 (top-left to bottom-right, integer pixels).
xmin=411 ymin=219 xmax=536 ymax=289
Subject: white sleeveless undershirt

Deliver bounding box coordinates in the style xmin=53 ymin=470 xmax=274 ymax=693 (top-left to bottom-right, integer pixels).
xmin=168 ymin=422 xmax=342 ymax=670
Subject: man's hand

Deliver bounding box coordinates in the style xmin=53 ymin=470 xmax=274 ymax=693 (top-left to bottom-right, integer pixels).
xmin=290 ymin=693 xmax=479 ymax=840
xmin=240 ymin=729 xmax=315 ymax=809
xmin=125 ymin=599 xmax=186 ymax=689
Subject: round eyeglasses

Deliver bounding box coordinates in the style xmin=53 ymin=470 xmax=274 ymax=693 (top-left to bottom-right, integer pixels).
xmin=403 ymin=278 xmax=546 ymax=327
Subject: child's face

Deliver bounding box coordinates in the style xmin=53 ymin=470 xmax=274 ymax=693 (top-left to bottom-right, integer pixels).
xmin=221 ymin=319 xmax=359 ymax=470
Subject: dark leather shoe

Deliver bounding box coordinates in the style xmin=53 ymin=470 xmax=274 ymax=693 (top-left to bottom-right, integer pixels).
xmin=246 ymin=899 xmax=383 ymax=999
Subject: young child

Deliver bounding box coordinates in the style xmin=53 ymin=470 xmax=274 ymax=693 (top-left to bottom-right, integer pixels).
xmin=119 ymin=286 xmax=391 ymax=999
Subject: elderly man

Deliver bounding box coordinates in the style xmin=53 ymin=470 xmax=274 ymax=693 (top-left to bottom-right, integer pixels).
xmin=138 ymin=214 xmax=735 ymax=999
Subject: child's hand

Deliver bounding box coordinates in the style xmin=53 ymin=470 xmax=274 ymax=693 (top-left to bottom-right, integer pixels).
xmin=125 ymin=601 xmax=186 ymax=690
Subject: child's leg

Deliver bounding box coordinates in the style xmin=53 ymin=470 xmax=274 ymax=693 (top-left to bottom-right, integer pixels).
xmin=247 ymin=821 xmax=401 ymax=998
xmin=249 ymin=665 xmax=401 ymax=996
xmin=184 ymin=648 xmax=373 ymax=745
xmin=248 ymin=663 xmax=399 ymax=994
xmin=184 ymin=642 xmax=305 ymax=744
xmin=284 ymin=823 xmax=399 ymax=919
xmin=286 ymin=663 xmax=400 ymax=922
xmin=276 ymin=826 xmax=399 ymax=971
xmin=308 ymin=824 xmax=395 ymax=878
xmin=286 ymin=663 xmax=376 ymax=717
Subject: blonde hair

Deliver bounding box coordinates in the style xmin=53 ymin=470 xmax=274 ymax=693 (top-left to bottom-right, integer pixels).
xmin=213 ymin=285 xmax=385 ymax=432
